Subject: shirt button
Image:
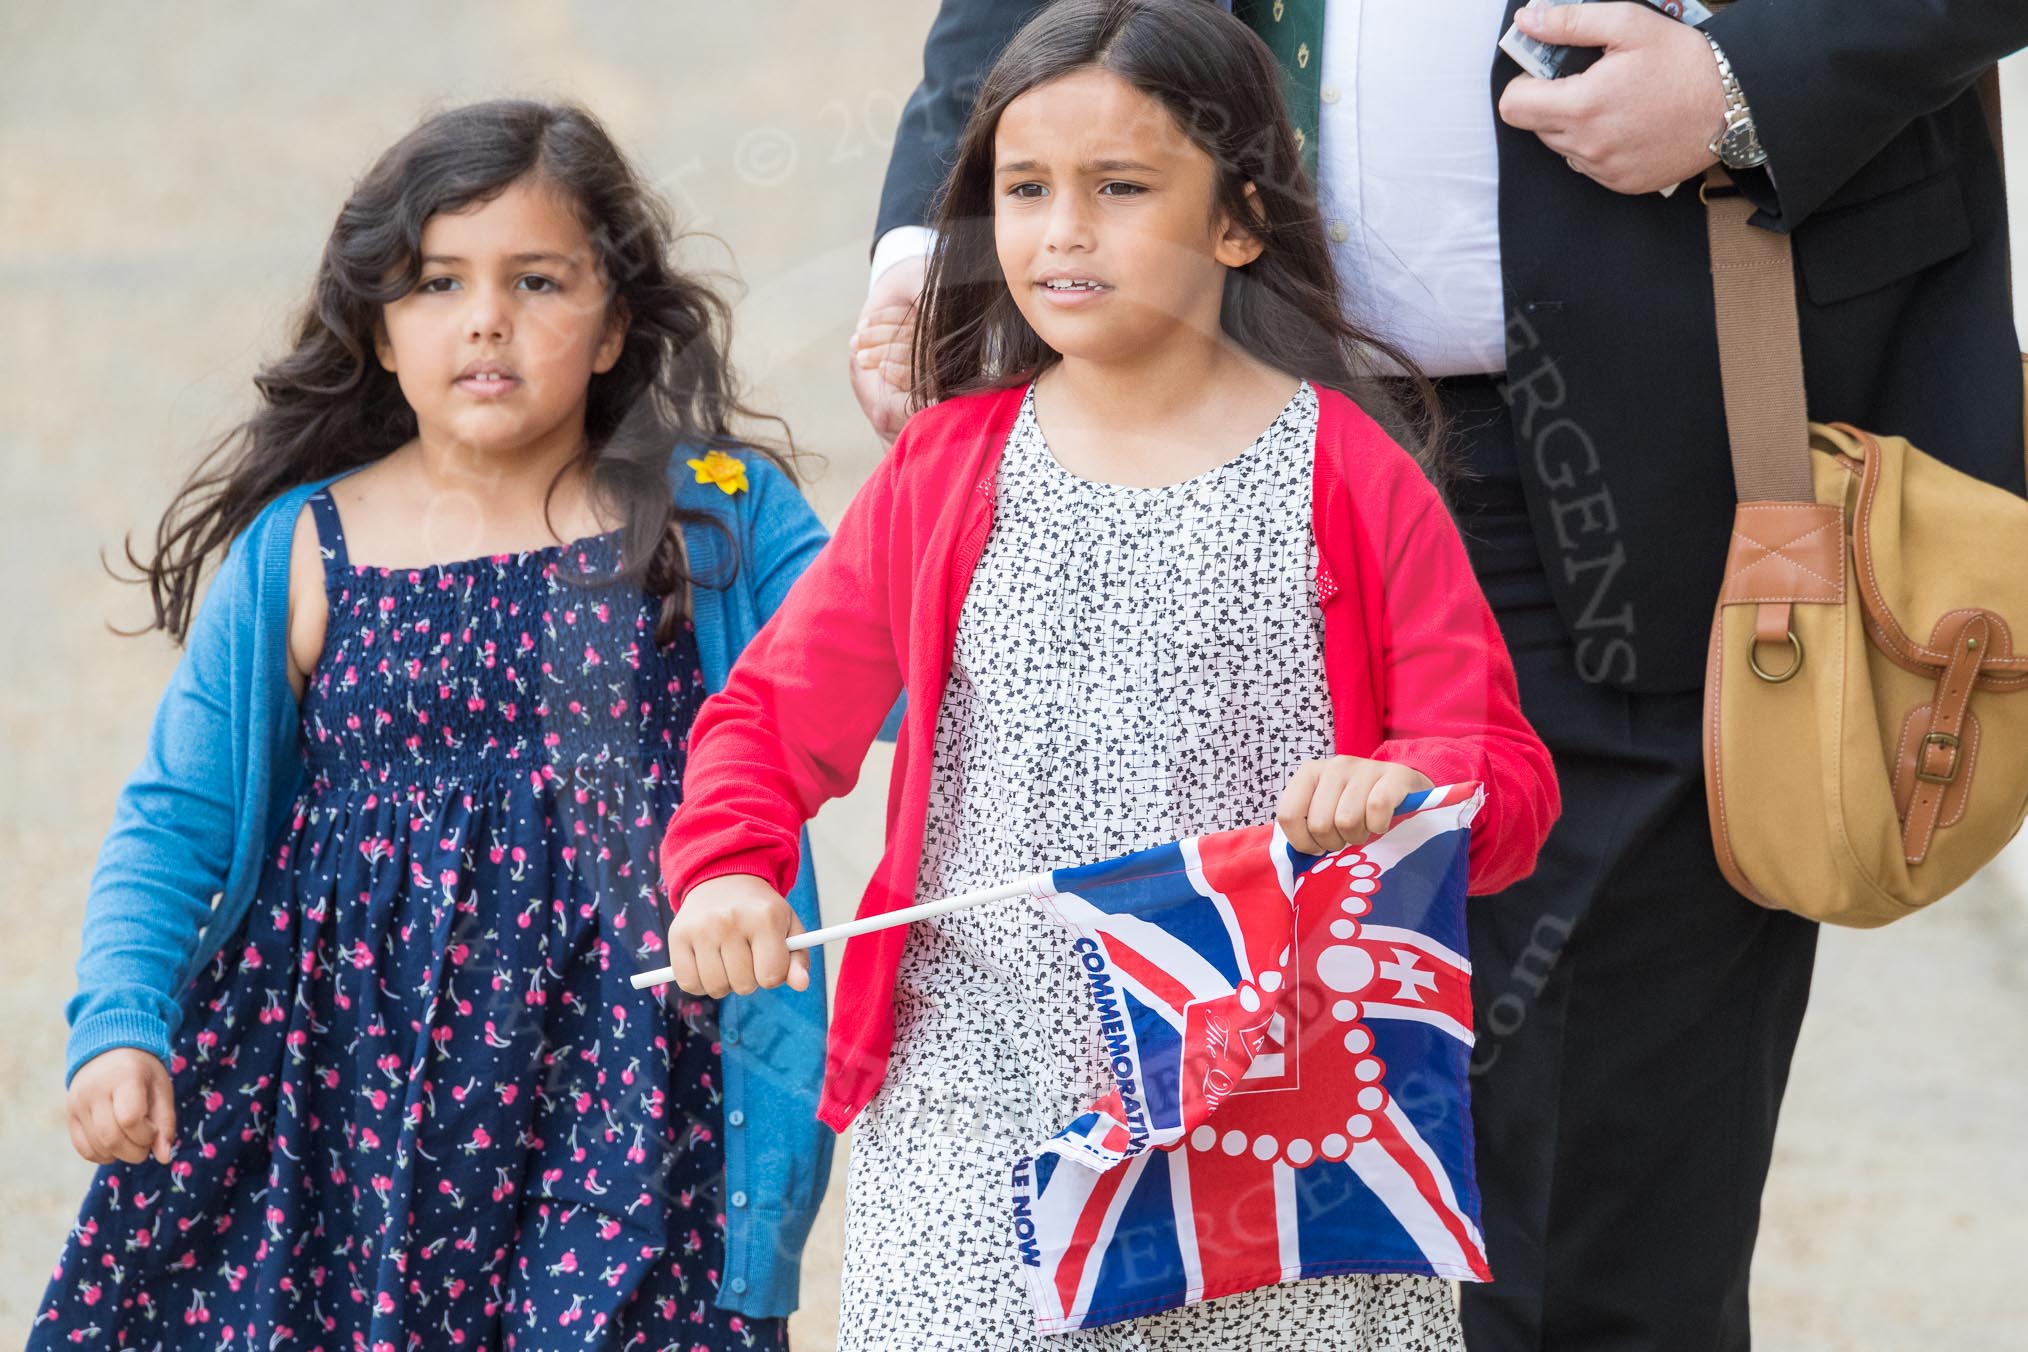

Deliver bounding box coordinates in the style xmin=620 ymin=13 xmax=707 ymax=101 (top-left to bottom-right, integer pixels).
xmin=727 ymin=1109 xmax=746 ymax=1127
xmin=730 ymin=1190 xmax=749 ymax=1208
xmin=729 ymin=1277 xmax=749 ymax=1295
xmin=1328 ymin=222 xmax=1350 ymax=244
xmin=1321 ymin=85 xmax=1340 ymax=105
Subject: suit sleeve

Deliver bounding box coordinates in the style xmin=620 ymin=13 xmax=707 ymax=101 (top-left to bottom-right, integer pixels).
xmin=1368 ymin=498 xmax=1562 ymax=897
xmin=1702 ymin=1 xmax=2028 ymax=229
xmin=873 ymin=0 xmax=1054 ymax=243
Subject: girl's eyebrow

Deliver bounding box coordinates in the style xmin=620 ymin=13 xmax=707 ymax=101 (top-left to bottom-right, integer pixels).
xmin=420 ymin=251 xmax=584 ymax=267
xmin=995 ymin=158 xmax=1160 ymax=175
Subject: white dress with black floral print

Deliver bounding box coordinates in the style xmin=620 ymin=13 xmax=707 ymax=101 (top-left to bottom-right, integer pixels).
xmin=838 ymin=383 xmax=1462 ymax=1351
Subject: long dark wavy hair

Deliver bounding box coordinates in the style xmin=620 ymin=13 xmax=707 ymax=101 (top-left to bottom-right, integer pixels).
xmin=122 ymin=98 xmax=797 ymax=646
xmin=911 ymin=0 xmax=1446 ymax=480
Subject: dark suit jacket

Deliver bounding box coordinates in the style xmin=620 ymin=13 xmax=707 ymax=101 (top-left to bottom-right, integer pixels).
xmin=874 ymin=0 xmax=2028 ymax=693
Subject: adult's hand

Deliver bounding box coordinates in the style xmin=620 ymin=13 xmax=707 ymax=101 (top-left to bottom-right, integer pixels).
xmin=849 ymin=253 xmax=927 ymax=444
xmin=1498 ymin=2 xmax=1730 ymax=196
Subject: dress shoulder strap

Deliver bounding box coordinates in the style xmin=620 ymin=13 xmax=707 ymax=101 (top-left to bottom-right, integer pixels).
xmin=305 ymin=488 xmax=352 ymax=574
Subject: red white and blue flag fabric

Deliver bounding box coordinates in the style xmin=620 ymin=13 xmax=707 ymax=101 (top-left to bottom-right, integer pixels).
xmin=1011 ymin=783 xmax=1489 ymax=1332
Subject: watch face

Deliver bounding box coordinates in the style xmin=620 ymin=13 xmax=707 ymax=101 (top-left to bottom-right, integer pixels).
xmin=1721 ymin=120 xmax=1763 ymax=166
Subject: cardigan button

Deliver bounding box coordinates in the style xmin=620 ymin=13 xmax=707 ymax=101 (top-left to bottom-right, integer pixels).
xmin=723 ymin=1028 xmax=741 ymax=1047
xmin=729 ymin=1277 xmax=748 ymax=1295
xmin=728 ymin=1109 xmax=746 ymax=1127
xmin=730 ymin=1190 xmax=750 ymax=1208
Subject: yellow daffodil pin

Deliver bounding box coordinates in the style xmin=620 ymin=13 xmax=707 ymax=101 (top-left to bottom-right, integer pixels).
xmin=687 ymin=450 xmax=749 ymax=496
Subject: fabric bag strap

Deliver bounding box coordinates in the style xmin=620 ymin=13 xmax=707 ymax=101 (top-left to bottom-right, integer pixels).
xmin=1703 ymin=65 xmax=2012 ymax=505
xmin=1701 ymin=167 xmax=1814 ymax=502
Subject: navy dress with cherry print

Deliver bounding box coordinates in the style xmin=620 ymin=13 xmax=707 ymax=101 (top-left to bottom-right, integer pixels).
xmin=30 ymin=488 xmax=783 ymax=1351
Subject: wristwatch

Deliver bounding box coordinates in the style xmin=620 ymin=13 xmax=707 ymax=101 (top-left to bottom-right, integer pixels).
xmin=1702 ymin=32 xmax=1768 ymax=170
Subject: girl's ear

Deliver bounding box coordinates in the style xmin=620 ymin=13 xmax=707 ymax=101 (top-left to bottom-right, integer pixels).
xmin=1214 ymin=182 xmax=1267 ymax=269
xmin=592 ymin=298 xmax=631 ymax=376
xmin=373 ymin=317 xmax=397 ymax=373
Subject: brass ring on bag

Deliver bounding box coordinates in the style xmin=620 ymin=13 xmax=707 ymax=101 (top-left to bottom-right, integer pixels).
xmin=1748 ymin=630 xmax=1804 ymax=683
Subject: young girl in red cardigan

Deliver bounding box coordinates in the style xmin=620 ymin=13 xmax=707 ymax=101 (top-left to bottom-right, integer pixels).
xmin=660 ymin=2 xmax=1558 ymax=1345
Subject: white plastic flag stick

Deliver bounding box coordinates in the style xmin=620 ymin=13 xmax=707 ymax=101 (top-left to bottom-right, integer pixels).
xmin=628 ymin=872 xmax=1052 ymax=990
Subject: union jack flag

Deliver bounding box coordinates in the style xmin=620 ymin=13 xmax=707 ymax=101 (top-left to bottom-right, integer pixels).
xmin=1011 ymin=783 xmax=1489 ymax=1332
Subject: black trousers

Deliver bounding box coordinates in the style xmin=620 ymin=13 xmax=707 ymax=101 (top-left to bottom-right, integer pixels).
xmin=1435 ymin=375 xmax=1821 ymax=1352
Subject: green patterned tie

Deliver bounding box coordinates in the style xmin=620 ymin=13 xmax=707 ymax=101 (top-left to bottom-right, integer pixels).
xmin=1233 ymin=0 xmax=1326 ymax=182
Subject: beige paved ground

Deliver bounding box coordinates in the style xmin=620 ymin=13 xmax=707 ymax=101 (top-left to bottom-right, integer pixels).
xmin=3 ymin=9 xmax=2024 ymax=1347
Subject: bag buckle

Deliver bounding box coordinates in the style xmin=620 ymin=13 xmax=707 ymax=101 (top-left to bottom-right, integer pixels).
xmin=1915 ymin=731 xmax=1962 ymax=784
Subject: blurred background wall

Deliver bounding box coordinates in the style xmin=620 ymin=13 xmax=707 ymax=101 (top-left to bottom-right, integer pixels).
xmin=3 ymin=7 xmax=2023 ymax=1346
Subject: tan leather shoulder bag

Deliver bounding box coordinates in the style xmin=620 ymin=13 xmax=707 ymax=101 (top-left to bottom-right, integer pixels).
xmin=1701 ymin=70 xmax=2028 ymax=926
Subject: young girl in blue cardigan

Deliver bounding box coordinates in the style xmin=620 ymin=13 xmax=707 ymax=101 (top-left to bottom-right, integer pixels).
xmin=36 ymin=100 xmax=828 ymax=1348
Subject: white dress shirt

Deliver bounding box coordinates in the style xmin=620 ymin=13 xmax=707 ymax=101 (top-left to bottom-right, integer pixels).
xmin=1317 ymin=1 xmax=1508 ymax=376
xmin=873 ymin=1 xmax=1511 ymax=377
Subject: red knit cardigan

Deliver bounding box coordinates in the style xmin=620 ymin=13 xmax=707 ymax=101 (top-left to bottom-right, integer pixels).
xmin=661 ymin=382 xmax=1560 ymax=1130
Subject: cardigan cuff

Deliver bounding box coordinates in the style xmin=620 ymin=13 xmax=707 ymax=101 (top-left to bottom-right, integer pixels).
xmin=668 ymin=846 xmax=801 ymax=912
xmin=66 ymin=1008 xmax=174 ymax=1088
xmin=1371 ymin=740 xmax=1481 ymax=796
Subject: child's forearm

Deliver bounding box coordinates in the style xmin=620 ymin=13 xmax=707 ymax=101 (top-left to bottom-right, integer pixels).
xmin=661 ymin=683 xmax=828 ymax=907
xmin=1374 ymin=726 xmax=1560 ymax=896
xmin=1374 ymin=501 xmax=1562 ymax=895
xmin=662 ymin=460 xmax=910 ymax=910
xmin=68 ymin=620 xmax=242 ymax=1084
